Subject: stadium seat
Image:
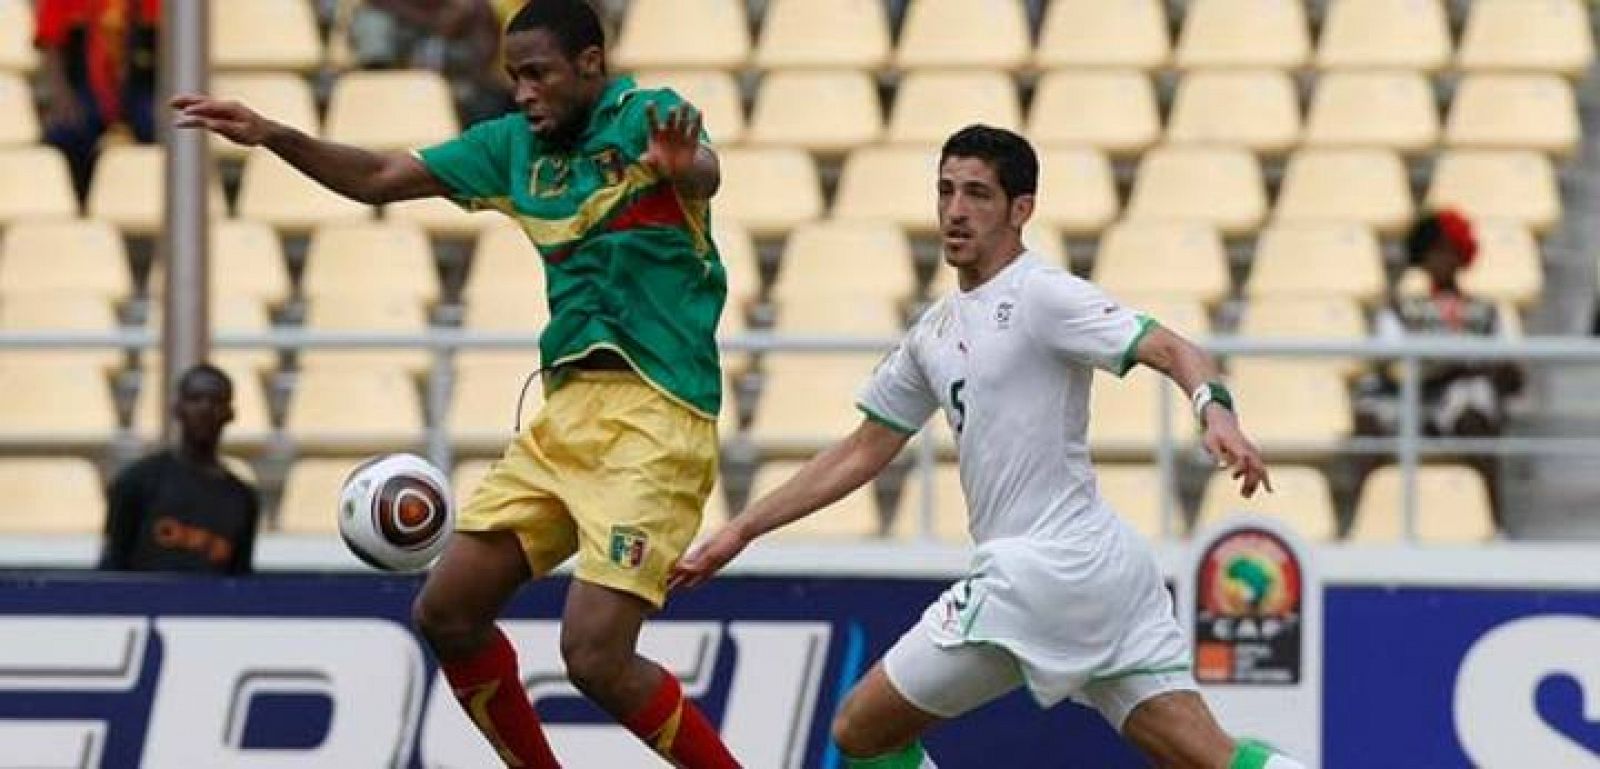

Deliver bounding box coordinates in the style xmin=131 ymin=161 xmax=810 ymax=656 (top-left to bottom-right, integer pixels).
xmin=1303 ymin=71 xmax=1439 ymax=154
xmin=458 ymin=294 xmax=546 ymax=371
xmin=774 ymin=287 xmax=902 ymax=336
xmin=753 ymin=460 xmax=891 ymax=540
xmin=773 ymin=221 xmax=915 ymax=305
xmin=146 ymin=295 xmax=277 ymax=374
xmin=1425 ymin=150 xmax=1561 ymax=235
xmin=1119 ymin=295 xmax=1211 ymax=339
xmin=326 ymin=70 xmax=459 ymax=152
xmin=300 ymin=295 xmax=431 ymax=375
xmin=0 ymin=147 xmax=78 ymax=224
xmin=1034 ymin=0 xmax=1169 ymax=71
xmin=0 ymin=220 xmax=132 ymax=301
xmin=747 ymin=70 xmax=882 ymax=153
xmin=150 ymin=220 xmax=291 ymax=307
xmin=132 ymin=364 xmax=273 ymax=450
xmin=1316 ymin=0 xmax=1451 ymax=72
xmin=893 ymin=463 xmax=967 ymax=542
xmin=285 ymin=367 xmax=424 ymax=453
xmin=1226 ymin=363 xmax=1353 ymax=453
xmin=1166 ymin=70 xmax=1302 ymax=155
xmin=385 ymin=196 xmax=498 ymax=240
xmin=1097 ymin=464 xmax=1175 ymax=540
xmin=87 ymin=145 xmax=228 ymax=235
xmin=887 ymin=71 xmax=1022 ymax=146
xmin=1034 ymin=149 xmax=1119 ymax=236
xmin=1196 ymin=465 xmax=1337 ymax=541
xmin=894 ymin=0 xmax=1030 ymax=71
xmin=1457 ymin=0 xmax=1594 ymax=78
xmin=1087 ymin=368 xmax=1194 ymax=456
xmin=750 ymin=354 xmax=882 ymax=452
xmin=237 ymin=150 xmax=373 ymax=234
xmin=1027 ymin=71 xmax=1161 ymax=157
xmin=1247 ymin=223 xmax=1385 ymax=305
xmin=832 ymin=147 xmax=941 ymax=233
xmin=1234 ymin=297 xmax=1368 ymax=379
xmin=1395 ymin=220 xmax=1543 ymax=309
xmin=716 ymin=219 xmax=760 ymax=307
xmin=448 ymin=362 xmax=541 ymax=454
xmin=211 ymin=73 xmax=319 ymax=159
xmin=1274 ymin=149 xmax=1414 ymax=236
xmin=211 ymin=0 xmax=322 ymax=71
xmin=0 ymin=72 xmax=38 ymax=145
xmin=464 ymin=220 xmax=545 ymax=302
xmin=1175 ymin=0 xmax=1311 ymax=71
xmin=1445 ymin=74 xmax=1580 ymax=159
xmin=0 ymin=364 xmax=117 ymax=447
xmin=0 ymin=0 xmax=37 ymax=72
xmin=613 ymin=0 xmax=750 ymax=70
xmin=753 ymin=0 xmax=892 ymax=70
xmin=715 ymin=148 xmax=823 ymax=236
xmin=1350 ymin=465 xmax=1495 ymax=544
xmin=0 ymin=458 xmax=102 ymax=534
xmin=1126 ymin=146 xmax=1268 ymax=236
xmin=277 ymin=458 xmax=361 ymax=533
xmin=1092 ymin=221 xmax=1230 ymax=307
xmin=0 ymin=294 xmax=121 ymax=371
xmin=301 ymin=222 xmax=441 ymax=304
xmin=927 ymin=223 xmax=1067 ymax=296
xmin=633 ymin=70 xmax=747 ymax=145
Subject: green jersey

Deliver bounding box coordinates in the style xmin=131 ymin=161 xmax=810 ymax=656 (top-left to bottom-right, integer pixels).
xmin=417 ymin=76 xmax=725 ymax=418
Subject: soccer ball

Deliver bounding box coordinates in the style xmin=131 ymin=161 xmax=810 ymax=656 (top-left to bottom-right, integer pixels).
xmin=337 ymin=454 xmax=455 ymax=572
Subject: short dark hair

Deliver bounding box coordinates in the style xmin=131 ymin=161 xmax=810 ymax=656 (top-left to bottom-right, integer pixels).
xmin=939 ymin=125 xmax=1039 ymax=200
xmin=506 ymin=0 xmax=606 ymax=60
xmin=177 ymin=363 xmax=232 ymax=398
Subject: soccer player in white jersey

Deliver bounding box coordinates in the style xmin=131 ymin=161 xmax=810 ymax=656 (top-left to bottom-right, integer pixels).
xmin=671 ymin=126 xmax=1306 ymax=769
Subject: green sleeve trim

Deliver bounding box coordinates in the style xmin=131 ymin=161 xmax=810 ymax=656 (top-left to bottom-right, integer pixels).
xmin=856 ymin=403 xmax=918 ymax=435
xmin=1116 ymin=315 xmax=1158 ymax=376
xmin=844 ymin=740 xmax=927 ymax=768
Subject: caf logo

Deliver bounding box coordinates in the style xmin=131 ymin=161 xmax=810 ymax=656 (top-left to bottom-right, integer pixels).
xmin=1199 ymin=529 xmax=1302 ymax=618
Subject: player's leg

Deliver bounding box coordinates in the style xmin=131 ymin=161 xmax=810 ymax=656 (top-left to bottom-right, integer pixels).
xmin=1118 ymin=690 xmax=1306 ymax=769
xmin=830 ymin=665 xmax=943 ymax=768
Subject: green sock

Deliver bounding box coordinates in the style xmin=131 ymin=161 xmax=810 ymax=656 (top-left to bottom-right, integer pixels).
xmin=1229 ymin=739 xmax=1276 ymax=769
xmin=845 ymin=740 xmax=934 ymax=769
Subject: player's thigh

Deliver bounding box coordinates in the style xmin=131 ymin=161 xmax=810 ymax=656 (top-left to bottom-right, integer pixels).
xmin=1119 ymin=690 xmax=1235 ymax=769
xmin=413 ymin=530 xmax=532 ymax=644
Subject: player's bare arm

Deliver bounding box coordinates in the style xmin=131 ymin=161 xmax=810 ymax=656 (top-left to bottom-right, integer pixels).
xmin=644 ymin=102 xmax=719 ymax=200
xmin=1134 ymin=324 xmax=1272 ymax=497
xmin=669 ymin=420 xmax=909 ymax=590
xmin=170 ymin=94 xmax=450 ymax=204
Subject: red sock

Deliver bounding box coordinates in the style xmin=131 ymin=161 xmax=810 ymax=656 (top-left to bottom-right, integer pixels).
xmin=622 ymin=672 xmax=741 ymax=768
xmin=439 ymin=627 xmax=561 ymax=769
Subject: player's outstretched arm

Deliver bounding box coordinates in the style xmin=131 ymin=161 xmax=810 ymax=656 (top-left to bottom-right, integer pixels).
xmin=644 ymin=102 xmax=719 ymax=200
xmin=171 ymin=94 xmax=450 ymax=205
xmin=669 ymin=420 xmax=909 ymax=590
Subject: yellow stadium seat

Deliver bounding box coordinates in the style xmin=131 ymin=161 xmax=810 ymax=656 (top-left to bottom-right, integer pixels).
xmin=0 ymin=147 xmax=78 ymax=224
xmin=325 ymin=70 xmax=458 ymax=152
xmin=928 ymin=223 xmax=1067 ymax=296
xmin=747 ymin=70 xmax=882 ymax=153
xmin=146 ymin=295 xmax=277 ymax=374
xmin=614 ymin=0 xmax=750 ymax=70
xmin=87 ymin=145 xmax=228 ymax=235
xmin=301 ymin=222 xmax=440 ymax=304
xmin=754 ymin=460 xmax=891 ymax=540
xmin=1234 ymin=297 xmax=1368 ymax=379
xmin=1196 ymin=465 xmax=1336 ymax=541
xmin=750 ymin=354 xmax=882 ymax=452
xmin=774 ymin=291 xmax=901 ymax=336
xmin=1274 ymin=149 xmax=1414 ymax=236
xmin=1027 ymin=71 xmax=1161 ymax=156
xmin=285 ymin=367 xmax=423 ymax=453
xmin=832 ymin=147 xmax=941 ymax=233
xmin=385 ymin=196 xmax=499 ymax=239
xmin=633 ymin=70 xmax=747 ymax=145
xmin=448 ymin=362 xmax=541 ymax=454
xmin=237 ymin=150 xmax=372 ymax=234
xmin=277 ymin=458 xmax=361 ymax=533
xmin=301 ymin=295 xmax=430 ymax=375
xmin=0 ymin=0 xmax=37 ymax=72
xmin=887 ymin=71 xmax=1022 ymax=146
xmin=1445 ymin=74 xmax=1580 ymax=158
xmin=895 ymin=0 xmax=1030 ymax=70
xmin=0 ymin=72 xmax=38 ymax=145
xmin=150 ymin=220 xmax=291 ymax=307
xmin=1316 ymin=0 xmax=1451 ymax=72
xmin=0 ymin=365 xmax=117 ymax=447
xmin=0 ymin=294 xmax=121 ymax=371
xmin=1175 ymin=0 xmax=1311 ymax=71
xmin=464 ymin=220 xmax=545 ymax=303
xmin=1102 ymin=464 xmax=1180 ymax=540
xmin=773 ymin=222 xmax=915 ymax=305
xmin=1247 ymin=223 xmax=1385 ymax=305
xmin=452 ymin=460 xmax=494 ymax=510
xmin=1303 ymin=71 xmax=1439 ymax=154
xmin=211 ymin=0 xmax=322 ymax=71
xmin=1087 ymin=368 xmax=1194 ymax=457
xmin=1035 ymin=148 xmax=1119 ymax=236
xmin=132 ymin=364 xmax=273 ymax=450
xmin=1120 ymin=295 xmax=1212 ymax=339
xmin=1166 ymin=70 xmax=1302 ymax=154
xmin=1457 ymin=0 xmax=1594 ymax=78
xmin=1035 ymin=0 xmax=1169 ymax=71
xmin=1426 ymin=150 xmax=1560 ymax=235
xmin=0 ymin=458 xmax=102 ymax=534
xmin=894 ymin=463 xmax=967 ymax=542
xmin=211 ymin=73 xmax=319 ymax=159
xmin=1350 ymin=465 xmax=1495 ymax=544
xmin=0 ymin=220 xmax=131 ymax=301
xmin=715 ymin=148 xmax=822 ymax=236
xmin=458 ymin=294 xmax=546 ymax=371
xmin=753 ymin=0 xmax=892 ymax=70
xmin=1126 ymin=146 xmax=1267 ymax=236
xmin=716 ymin=219 xmax=760 ymax=308
xmin=1396 ymin=220 xmax=1542 ymax=309
xmin=1226 ymin=363 xmax=1352 ymax=453
xmin=1092 ymin=221 xmax=1230 ymax=307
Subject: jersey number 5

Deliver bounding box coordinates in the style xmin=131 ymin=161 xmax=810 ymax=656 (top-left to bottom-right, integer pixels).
xmin=949 ymin=379 xmax=967 ymax=437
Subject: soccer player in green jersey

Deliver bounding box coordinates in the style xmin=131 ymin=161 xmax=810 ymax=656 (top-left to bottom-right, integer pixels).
xmin=175 ymin=2 xmax=737 ymax=766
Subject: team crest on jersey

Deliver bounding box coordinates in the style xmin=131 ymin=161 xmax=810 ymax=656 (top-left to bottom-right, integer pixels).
xmin=530 ymin=156 xmax=572 ymax=198
xmin=608 ymin=525 xmax=649 ymax=569
xmin=995 ymin=301 xmax=1014 ymax=330
xmin=592 ymin=147 xmax=627 ymax=187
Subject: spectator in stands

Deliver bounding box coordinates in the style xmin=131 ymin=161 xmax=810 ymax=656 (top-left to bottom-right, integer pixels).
xmin=348 ymin=0 xmax=517 ymax=125
xmin=34 ymin=0 xmax=161 ymax=200
xmin=100 ymin=364 xmax=260 ymax=575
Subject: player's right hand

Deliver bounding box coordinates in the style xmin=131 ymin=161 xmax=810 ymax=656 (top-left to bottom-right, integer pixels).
xmin=170 ymin=94 xmax=272 ymax=147
xmin=667 ymin=523 xmax=751 ymax=592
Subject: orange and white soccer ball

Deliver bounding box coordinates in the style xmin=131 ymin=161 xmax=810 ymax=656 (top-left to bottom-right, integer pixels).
xmin=338 ymin=454 xmax=454 ymax=572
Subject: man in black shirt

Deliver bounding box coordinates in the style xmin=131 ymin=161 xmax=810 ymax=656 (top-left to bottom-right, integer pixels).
xmin=100 ymin=364 xmax=260 ymax=574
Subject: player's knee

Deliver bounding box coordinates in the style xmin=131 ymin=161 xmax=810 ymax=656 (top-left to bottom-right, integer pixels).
xmin=830 ymin=708 xmax=893 ymax=759
xmin=410 ymin=594 xmax=488 ymax=658
xmin=559 ymin=634 xmax=623 ymax=697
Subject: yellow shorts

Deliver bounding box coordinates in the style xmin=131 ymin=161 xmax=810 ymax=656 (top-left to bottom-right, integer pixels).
xmin=457 ymin=371 xmax=717 ymax=608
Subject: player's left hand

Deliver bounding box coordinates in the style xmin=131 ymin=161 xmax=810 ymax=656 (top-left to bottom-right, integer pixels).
xmin=1202 ymin=406 xmax=1272 ymax=498
xmin=642 ymin=103 xmax=702 ymax=182
xmin=667 ymin=522 xmax=750 ymax=592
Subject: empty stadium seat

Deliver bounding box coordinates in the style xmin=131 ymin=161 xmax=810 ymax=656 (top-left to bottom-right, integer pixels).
xmin=1303 ymin=71 xmax=1438 ymax=155
xmin=773 ymin=221 xmax=916 ymax=305
xmin=887 ymin=71 xmax=1022 ymax=146
xmin=715 ymin=148 xmax=823 ymax=236
xmin=1234 ymin=297 xmax=1368 ymax=379
xmin=894 ymin=463 xmax=967 ymax=542
xmin=1196 ymin=465 xmax=1336 ymax=541
xmin=0 ymin=147 xmax=78 ymax=224
xmin=1126 ymin=147 xmax=1268 ymax=236
xmin=832 ymin=147 xmax=941 ymax=233
xmin=87 ymin=145 xmax=228 ymax=235
xmin=1247 ymin=223 xmax=1385 ymax=305
xmin=894 ymin=0 xmax=1030 ymax=70
xmin=1119 ymin=295 xmax=1212 ymax=339
xmin=458 ymin=294 xmax=547 ymax=370
xmin=1097 ymin=464 xmax=1175 ymax=540
xmin=1175 ymin=0 xmax=1311 ymax=71
xmin=1027 ymin=71 xmax=1161 ymax=156
xmin=1226 ymin=363 xmax=1353 ymax=453
xmin=0 ymin=294 xmax=121 ymax=371
xmin=278 ymin=458 xmax=361 ymax=533
xmin=211 ymin=73 xmax=319 ymax=159
xmin=448 ymin=362 xmax=541 ymax=454
xmin=285 ymin=367 xmax=424 ymax=453
xmin=774 ymin=288 xmax=902 ymax=336
xmin=613 ymin=0 xmax=750 ymax=70
xmin=1457 ymin=0 xmax=1594 ymax=78
xmin=747 ymin=70 xmax=882 ymax=153
xmin=1350 ymin=465 xmax=1495 ymax=544
xmin=0 ymin=458 xmax=102 ymax=534
xmin=465 ymin=220 xmax=545 ymax=302
xmin=151 ymin=220 xmax=291 ymax=307
xmin=1445 ymin=74 xmax=1580 ymax=158
xmin=300 ymin=295 xmax=431 ymax=375
xmin=132 ymin=364 xmax=273 ymax=450
xmin=1092 ymin=221 xmax=1230 ymax=307
xmin=301 ymin=222 xmax=441 ymax=304
xmin=1087 ymin=368 xmax=1194 ymax=456
xmin=1395 ymin=220 xmax=1543 ymax=309
xmin=326 ymin=70 xmax=459 ymax=152
xmin=753 ymin=0 xmax=892 ymax=70
xmin=1426 ymin=150 xmax=1560 ymax=235
xmin=0 ymin=220 xmax=132 ymax=301
xmin=633 ymin=70 xmax=747 ymax=145
xmin=1274 ymin=149 xmax=1414 ymax=236
xmin=753 ymin=460 xmax=892 ymax=540
xmin=716 ymin=219 xmax=760 ymax=308
xmin=385 ymin=196 xmax=498 ymax=239
xmin=750 ymin=355 xmax=883 ymax=452
xmin=237 ymin=150 xmax=373 ymax=234
xmin=0 ymin=72 xmax=38 ymax=145
xmin=1316 ymin=0 xmax=1451 ymax=72
xmin=0 ymin=365 xmax=118 ymax=447
xmin=1035 ymin=149 xmax=1119 ymax=236
xmin=0 ymin=0 xmax=37 ymax=72
xmin=146 ymin=295 xmax=277 ymax=374
xmin=211 ymin=0 xmax=321 ymax=71
xmin=1034 ymin=0 xmax=1170 ymax=71
xmin=1166 ymin=70 xmax=1302 ymax=154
